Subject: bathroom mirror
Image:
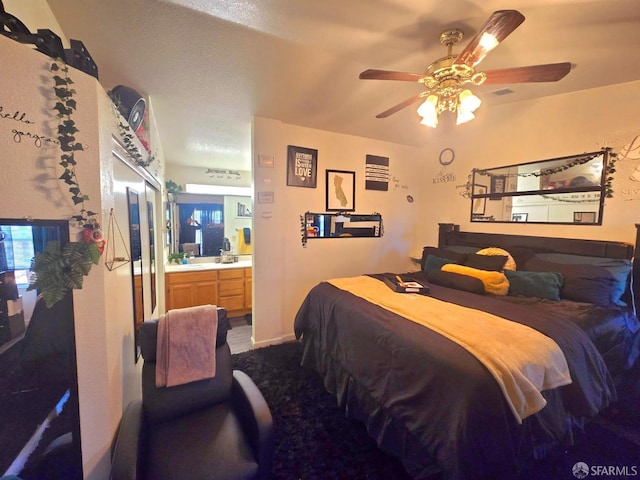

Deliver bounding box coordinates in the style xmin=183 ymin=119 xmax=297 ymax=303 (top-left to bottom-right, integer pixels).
xmin=167 ymin=193 xmax=252 ymax=258
xmin=303 ymin=212 xmax=383 ymax=242
xmin=470 ymin=149 xmax=611 ymax=224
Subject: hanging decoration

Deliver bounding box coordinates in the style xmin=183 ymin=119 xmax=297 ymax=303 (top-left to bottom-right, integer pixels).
xmin=104 ymin=208 xmax=131 ymax=271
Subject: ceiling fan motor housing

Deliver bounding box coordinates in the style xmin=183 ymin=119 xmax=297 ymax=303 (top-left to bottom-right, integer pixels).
xmin=110 ymin=85 xmax=146 ymax=132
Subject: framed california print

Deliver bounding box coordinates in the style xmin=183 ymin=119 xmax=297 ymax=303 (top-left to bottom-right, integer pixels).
xmin=326 ymin=169 xmax=355 ymax=211
xmin=287 ymin=145 xmax=318 ymax=187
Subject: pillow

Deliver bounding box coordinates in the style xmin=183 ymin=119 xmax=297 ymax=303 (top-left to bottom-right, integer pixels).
xmin=506 ymin=247 xmax=537 ymax=267
xmin=523 ymin=256 xmax=614 ymax=306
xmin=464 ymin=253 xmax=508 ymax=272
xmin=441 ymin=264 xmax=509 ymax=295
xmin=476 ymin=247 xmax=517 ymax=271
xmin=427 ymin=269 xmax=485 ymax=294
xmin=420 ymin=247 xmax=467 ymax=272
xmin=535 ymin=253 xmax=632 ymax=306
xmin=424 ymin=254 xmax=464 ymax=273
xmin=504 ymin=270 xmax=563 ymax=301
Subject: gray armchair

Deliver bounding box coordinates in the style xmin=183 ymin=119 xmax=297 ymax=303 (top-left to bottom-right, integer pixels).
xmin=110 ymin=308 xmax=273 ymax=480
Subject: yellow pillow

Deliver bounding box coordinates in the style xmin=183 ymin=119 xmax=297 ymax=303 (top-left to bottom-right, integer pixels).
xmin=476 ymin=247 xmax=517 ymax=271
xmin=442 ymin=264 xmax=509 ymax=296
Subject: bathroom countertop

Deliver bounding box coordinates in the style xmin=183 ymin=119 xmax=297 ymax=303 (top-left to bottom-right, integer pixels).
xmin=165 ymin=259 xmax=252 ymax=273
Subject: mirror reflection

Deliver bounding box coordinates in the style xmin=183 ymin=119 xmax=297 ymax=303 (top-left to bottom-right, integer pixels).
xmin=303 ymin=212 xmax=383 ymax=239
xmin=168 ymin=193 xmax=252 ymax=258
xmin=470 ymin=149 xmax=610 ymax=224
xmin=126 ymin=188 xmax=144 ymax=339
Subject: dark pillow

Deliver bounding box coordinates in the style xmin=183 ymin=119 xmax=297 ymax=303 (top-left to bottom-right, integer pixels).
xmin=424 ymin=254 xmax=463 ymax=273
xmin=504 ymin=270 xmax=563 ymax=301
xmin=464 ymin=253 xmax=508 ymax=271
xmin=420 ymin=247 xmax=467 ymax=272
xmin=506 ymin=247 xmax=537 ymax=267
xmin=427 ymin=269 xmax=485 ymax=295
xmin=536 ymin=253 xmax=632 ymax=306
xmin=523 ymin=256 xmax=614 ymax=306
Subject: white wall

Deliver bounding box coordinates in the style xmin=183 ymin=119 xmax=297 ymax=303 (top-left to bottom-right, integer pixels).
xmin=1 ymin=6 xmax=165 ymax=477
xmin=414 ymin=81 xmax=640 ymax=250
xmin=252 ymin=117 xmax=423 ymax=346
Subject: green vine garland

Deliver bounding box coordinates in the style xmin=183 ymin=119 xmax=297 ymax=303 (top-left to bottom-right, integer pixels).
xmin=51 ymin=60 xmax=98 ymax=225
xmin=108 ymin=94 xmax=155 ymax=168
xmin=462 ymin=148 xmax=617 ymax=200
xmin=28 ymin=60 xmax=101 ymax=307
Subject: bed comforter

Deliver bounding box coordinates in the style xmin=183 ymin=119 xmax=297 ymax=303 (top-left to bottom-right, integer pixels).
xmin=293 ymin=274 xmax=620 ymax=480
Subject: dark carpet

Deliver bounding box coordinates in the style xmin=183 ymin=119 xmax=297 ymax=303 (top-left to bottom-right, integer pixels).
xmin=232 ymin=341 xmax=640 ymax=480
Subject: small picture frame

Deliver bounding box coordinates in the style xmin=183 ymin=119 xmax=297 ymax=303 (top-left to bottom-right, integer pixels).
xmin=472 ymin=185 xmax=487 ymax=215
xmin=287 ymin=145 xmax=318 ymax=188
xmin=574 ymin=211 xmax=596 ymax=224
xmin=512 ymin=212 xmax=528 ymax=222
xmin=490 ymin=175 xmax=506 ymax=199
xmin=326 ymin=170 xmax=355 ymax=211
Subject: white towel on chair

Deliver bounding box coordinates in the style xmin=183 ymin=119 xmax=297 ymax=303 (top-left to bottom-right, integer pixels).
xmin=156 ymin=305 xmax=218 ymax=387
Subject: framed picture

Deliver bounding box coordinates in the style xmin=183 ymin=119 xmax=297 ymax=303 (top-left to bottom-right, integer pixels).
xmin=326 ymin=169 xmax=355 ymax=211
xmin=512 ymin=212 xmax=528 ymax=222
xmin=472 ymin=185 xmax=487 ymax=215
xmin=574 ymin=211 xmax=596 ymax=224
xmin=490 ymin=175 xmax=506 ymax=199
xmin=287 ymin=145 xmax=318 ymax=187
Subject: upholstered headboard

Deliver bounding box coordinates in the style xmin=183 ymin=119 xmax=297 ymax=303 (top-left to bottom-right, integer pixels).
xmin=436 ymin=223 xmax=638 ymax=314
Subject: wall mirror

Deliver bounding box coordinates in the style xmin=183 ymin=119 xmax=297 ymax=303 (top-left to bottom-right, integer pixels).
xmin=302 ymin=212 xmax=383 ymax=243
xmin=167 ymin=193 xmax=252 ymax=258
xmin=126 ymin=188 xmax=144 ymax=360
xmin=470 ymin=149 xmax=611 ymax=224
xmin=145 ymin=182 xmax=158 ymax=314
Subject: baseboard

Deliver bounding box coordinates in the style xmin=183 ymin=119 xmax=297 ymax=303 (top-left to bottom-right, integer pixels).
xmin=252 ymin=333 xmax=297 ymax=349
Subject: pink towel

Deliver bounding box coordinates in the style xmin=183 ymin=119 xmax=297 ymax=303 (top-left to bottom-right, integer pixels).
xmin=156 ymin=305 xmax=218 ymax=387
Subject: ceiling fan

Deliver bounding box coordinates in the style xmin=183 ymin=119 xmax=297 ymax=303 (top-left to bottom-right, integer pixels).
xmin=359 ymin=10 xmax=571 ymax=127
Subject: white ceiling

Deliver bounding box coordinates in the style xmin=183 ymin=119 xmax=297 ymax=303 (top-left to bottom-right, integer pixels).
xmin=45 ymin=0 xmax=640 ymax=172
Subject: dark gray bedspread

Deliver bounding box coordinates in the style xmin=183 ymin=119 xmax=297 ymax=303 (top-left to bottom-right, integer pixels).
xmin=293 ymin=275 xmax=625 ymax=480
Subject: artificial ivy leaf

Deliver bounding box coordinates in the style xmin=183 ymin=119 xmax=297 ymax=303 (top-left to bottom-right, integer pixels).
xmin=54 ymin=103 xmax=72 ymax=116
xmin=69 ymin=187 xmax=81 ymax=195
xmin=72 ymin=196 xmax=84 ymax=205
xmin=86 ymin=211 xmax=98 ymax=216
xmin=54 ymin=87 xmax=72 ymax=98
xmin=59 ymin=171 xmax=74 ymax=182
xmin=51 ymin=63 xmax=60 ymax=72
xmin=66 ymin=99 xmax=77 ymax=110
xmin=73 ymin=143 xmax=84 ymax=151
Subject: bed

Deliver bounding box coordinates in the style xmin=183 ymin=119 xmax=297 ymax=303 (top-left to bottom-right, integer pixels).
xmin=294 ymin=223 xmax=640 ymax=480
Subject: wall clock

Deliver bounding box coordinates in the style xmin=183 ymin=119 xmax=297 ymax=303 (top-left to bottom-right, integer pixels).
xmin=439 ymin=148 xmax=455 ymax=166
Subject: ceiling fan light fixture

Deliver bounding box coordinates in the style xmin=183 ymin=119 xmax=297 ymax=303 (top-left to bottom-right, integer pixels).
xmin=456 ymin=109 xmax=476 ymax=125
xmin=458 ymin=89 xmax=482 ymax=113
xmin=417 ymin=95 xmax=439 ymax=128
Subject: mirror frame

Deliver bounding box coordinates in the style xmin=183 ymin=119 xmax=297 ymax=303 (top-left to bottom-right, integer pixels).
xmin=301 ymin=212 xmax=383 ymax=246
xmin=470 ymin=149 xmax=612 ymax=224
xmin=126 ymin=187 xmax=144 ymax=361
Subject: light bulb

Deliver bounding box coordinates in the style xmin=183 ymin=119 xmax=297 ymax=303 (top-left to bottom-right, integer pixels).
xmin=458 ymin=90 xmax=481 ymax=113
xmin=456 ymin=109 xmax=475 ymax=125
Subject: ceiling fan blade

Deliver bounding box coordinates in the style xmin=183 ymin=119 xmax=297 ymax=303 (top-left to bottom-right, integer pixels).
xmin=375 ymin=93 xmax=426 ymax=118
xmin=482 ymin=62 xmax=572 ymax=85
xmin=359 ymin=69 xmax=424 ymax=82
xmin=455 ymin=10 xmax=525 ymax=67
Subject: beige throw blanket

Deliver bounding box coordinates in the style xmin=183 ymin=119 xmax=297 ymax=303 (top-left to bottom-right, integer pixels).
xmin=327 ymin=276 xmax=572 ymax=423
xmin=156 ymin=305 xmax=218 ymax=387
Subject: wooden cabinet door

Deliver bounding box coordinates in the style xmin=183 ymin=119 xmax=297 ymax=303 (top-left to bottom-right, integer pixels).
xmin=168 ymin=282 xmax=195 ymax=310
xmin=194 ymin=280 xmax=218 ymax=307
xmin=244 ymin=270 xmax=252 ymax=309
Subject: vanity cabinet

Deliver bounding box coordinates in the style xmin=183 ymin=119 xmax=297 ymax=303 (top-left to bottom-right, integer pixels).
xmin=166 ymin=266 xmax=252 ymax=317
xmin=166 ymin=271 xmax=218 ymax=311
